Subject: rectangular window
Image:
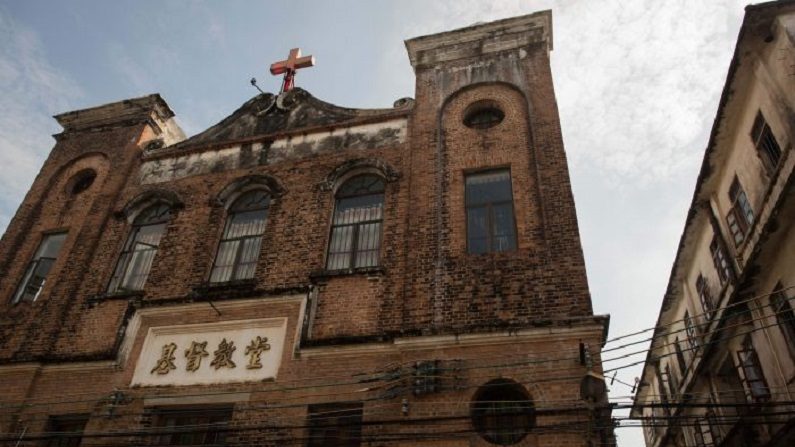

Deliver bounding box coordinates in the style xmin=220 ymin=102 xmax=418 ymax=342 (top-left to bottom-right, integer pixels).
xmin=770 ymin=283 xmax=795 ymax=353
xmin=644 ymin=409 xmax=657 ymax=444
xmin=655 ymin=367 xmax=670 ymax=409
xmin=46 ymin=414 xmax=89 ymax=447
xmin=465 ymin=170 xmax=517 ymax=254
xmin=709 ymin=236 xmax=731 ymax=286
xmin=694 ymin=418 xmax=715 ymax=446
xmin=675 ymin=337 xmax=687 ymax=376
xmin=12 ymin=232 xmax=67 ymax=303
xmin=751 ymin=111 xmax=782 ymax=174
xmin=326 ymin=176 xmax=384 ymax=270
xmin=697 ymin=274 xmax=715 ymax=320
xmin=154 ymin=406 xmax=233 ymax=446
xmin=736 ymin=337 xmax=770 ymax=402
xmin=307 ymin=402 xmax=363 ymax=447
xmin=664 ymin=365 xmax=679 ymax=401
xmin=685 ymin=311 xmax=700 ymax=351
xmin=726 ymin=177 xmax=754 ymax=247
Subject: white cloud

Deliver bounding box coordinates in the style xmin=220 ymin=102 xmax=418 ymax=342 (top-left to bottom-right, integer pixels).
xmin=0 ymin=8 xmax=82 ymax=231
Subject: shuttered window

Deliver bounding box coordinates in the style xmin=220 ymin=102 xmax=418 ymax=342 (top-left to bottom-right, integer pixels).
xmin=697 ymin=274 xmax=715 ymax=320
xmin=726 ymin=177 xmax=754 ymax=247
xmin=770 ymin=283 xmax=795 ymax=353
xmin=709 ymin=236 xmax=731 ymax=286
xmin=751 ymin=111 xmax=782 ymax=174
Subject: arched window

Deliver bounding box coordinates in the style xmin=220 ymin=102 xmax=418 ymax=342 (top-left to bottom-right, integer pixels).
xmin=108 ymin=204 xmax=173 ymax=292
xmin=210 ymin=190 xmax=270 ymax=283
xmin=327 ymin=175 xmax=384 ymax=270
xmin=471 ymin=379 xmax=535 ymax=445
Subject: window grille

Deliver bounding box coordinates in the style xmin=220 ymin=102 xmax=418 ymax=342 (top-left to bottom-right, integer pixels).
xmin=465 ymin=170 xmax=517 ymax=254
xmin=751 ymin=111 xmax=782 ymax=174
xmin=326 ymin=175 xmax=384 ymax=270
xmin=12 ymin=232 xmax=67 ymax=303
xmin=307 ymin=402 xmax=363 ymax=447
xmin=210 ymin=190 xmax=270 ymax=282
xmin=46 ymin=414 xmax=89 ymax=447
xmin=154 ymin=406 xmax=233 ymax=446
xmin=108 ymin=204 xmax=172 ymax=292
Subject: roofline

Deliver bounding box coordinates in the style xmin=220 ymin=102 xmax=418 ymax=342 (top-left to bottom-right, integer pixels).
xmin=632 ymin=0 xmax=795 ymax=416
xmin=631 ymin=2 xmax=759 ymax=416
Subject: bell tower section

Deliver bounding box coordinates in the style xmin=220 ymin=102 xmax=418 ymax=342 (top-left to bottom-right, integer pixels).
xmin=403 ymin=11 xmax=597 ymax=331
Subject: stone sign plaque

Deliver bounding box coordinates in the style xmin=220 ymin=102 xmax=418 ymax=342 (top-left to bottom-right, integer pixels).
xmin=131 ymin=318 xmax=287 ymax=387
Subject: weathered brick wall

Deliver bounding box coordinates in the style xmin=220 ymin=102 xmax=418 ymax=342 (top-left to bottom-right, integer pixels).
xmin=1 ymin=26 xmax=592 ymax=360
xmin=0 ymin=295 xmax=604 ymax=446
xmin=0 ymin=122 xmax=153 ymax=361
xmin=400 ymin=43 xmax=593 ymax=336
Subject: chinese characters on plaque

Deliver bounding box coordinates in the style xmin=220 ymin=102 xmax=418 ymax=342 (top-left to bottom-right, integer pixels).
xmin=151 ymin=336 xmax=270 ymax=375
xmin=132 ymin=317 xmax=287 ymax=386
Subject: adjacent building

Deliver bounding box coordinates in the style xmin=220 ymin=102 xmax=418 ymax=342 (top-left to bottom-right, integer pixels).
xmin=0 ymin=12 xmax=614 ymax=447
xmin=632 ymin=1 xmax=795 ymax=446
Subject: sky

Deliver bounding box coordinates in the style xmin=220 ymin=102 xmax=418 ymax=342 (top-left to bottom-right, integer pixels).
xmin=0 ymin=0 xmax=752 ymax=445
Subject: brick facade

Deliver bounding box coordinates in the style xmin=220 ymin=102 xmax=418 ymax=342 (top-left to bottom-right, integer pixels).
xmin=0 ymin=11 xmax=612 ymax=446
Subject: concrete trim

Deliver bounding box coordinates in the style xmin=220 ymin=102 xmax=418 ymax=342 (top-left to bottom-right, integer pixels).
xmin=299 ymin=324 xmax=604 ymax=358
xmin=117 ymin=294 xmax=304 ymax=367
xmin=143 ymin=392 xmax=251 ymax=407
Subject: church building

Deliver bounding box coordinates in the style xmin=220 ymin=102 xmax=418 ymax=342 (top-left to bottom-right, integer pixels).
xmin=0 ymin=11 xmax=613 ymax=446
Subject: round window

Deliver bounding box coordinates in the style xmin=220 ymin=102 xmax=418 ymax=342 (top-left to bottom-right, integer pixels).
xmin=68 ymin=169 xmax=97 ymax=195
xmin=471 ymin=379 xmax=535 ymax=445
xmin=463 ymin=101 xmax=505 ymax=129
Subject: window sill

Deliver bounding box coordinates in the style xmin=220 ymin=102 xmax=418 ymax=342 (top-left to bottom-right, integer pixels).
xmin=310 ymin=266 xmax=385 ymax=280
xmin=88 ymin=290 xmax=145 ymax=306
xmin=192 ymin=279 xmax=257 ymax=297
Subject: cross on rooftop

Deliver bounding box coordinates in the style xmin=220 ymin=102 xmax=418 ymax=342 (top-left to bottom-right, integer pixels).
xmin=270 ymin=48 xmax=315 ymax=93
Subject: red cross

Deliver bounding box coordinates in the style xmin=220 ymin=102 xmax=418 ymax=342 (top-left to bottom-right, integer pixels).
xmin=270 ymin=48 xmax=315 ymax=93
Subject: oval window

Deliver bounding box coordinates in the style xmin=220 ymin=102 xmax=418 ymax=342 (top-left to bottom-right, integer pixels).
xmin=68 ymin=169 xmax=97 ymax=195
xmin=463 ymin=102 xmax=505 ymax=129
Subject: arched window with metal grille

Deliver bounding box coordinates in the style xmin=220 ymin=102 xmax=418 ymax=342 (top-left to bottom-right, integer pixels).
xmin=326 ymin=175 xmax=384 ymax=270
xmin=210 ymin=190 xmax=271 ymax=283
xmin=109 ymin=203 xmax=173 ymax=292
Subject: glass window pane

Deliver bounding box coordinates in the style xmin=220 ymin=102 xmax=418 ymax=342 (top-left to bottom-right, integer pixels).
xmin=337 ymin=175 xmax=384 ymax=197
xmin=135 ymin=223 xmax=167 ymax=247
xmin=13 ymin=233 xmax=66 ymax=303
xmin=134 ymin=204 xmax=173 ymax=225
xmin=210 ymin=191 xmax=269 ymax=283
xmin=210 ymin=240 xmax=240 ymax=283
xmin=327 ymin=176 xmax=384 ymax=270
xmin=121 ymin=247 xmax=156 ymax=290
xmin=109 ymin=208 xmax=170 ymax=293
xmin=466 ymin=171 xmax=512 ymax=206
xmin=225 ymin=209 xmax=268 ymax=238
xmin=37 ymin=233 xmax=66 ymax=258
